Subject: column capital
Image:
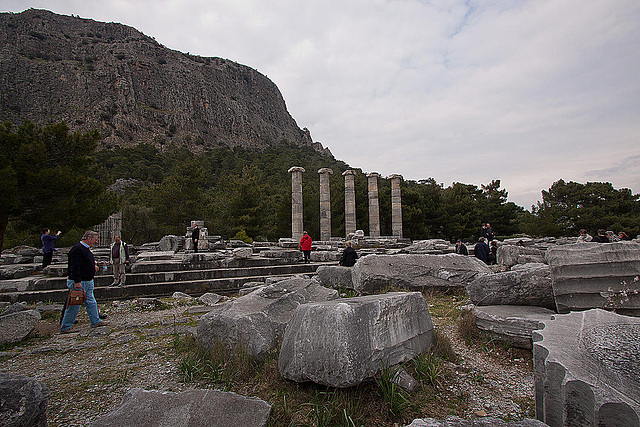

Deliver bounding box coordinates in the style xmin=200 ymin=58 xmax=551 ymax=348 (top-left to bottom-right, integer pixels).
xmin=388 ymin=174 xmax=403 ymax=180
xmin=317 ymin=168 xmax=333 ymax=175
xmin=288 ymin=166 xmax=306 ymax=174
xmin=342 ymin=169 xmax=356 ymax=176
xmin=366 ymin=172 xmax=380 ymax=178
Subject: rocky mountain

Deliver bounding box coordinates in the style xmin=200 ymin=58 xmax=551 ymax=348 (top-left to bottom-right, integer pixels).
xmin=0 ymin=8 xmax=331 ymax=155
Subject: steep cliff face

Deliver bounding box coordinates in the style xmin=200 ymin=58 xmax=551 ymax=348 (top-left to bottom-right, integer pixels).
xmin=0 ymin=9 xmax=330 ymax=155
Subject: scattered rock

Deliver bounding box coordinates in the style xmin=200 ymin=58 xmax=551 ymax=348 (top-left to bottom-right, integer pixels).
xmin=315 ymin=265 xmax=354 ymax=290
xmin=91 ymin=388 xmax=271 ymax=427
xmin=466 ymin=264 xmax=555 ymax=309
xmin=172 ymin=292 xmax=193 ymax=300
xmin=198 ymin=292 xmax=223 ymax=306
xmin=278 ymin=292 xmax=433 ymax=388
xmin=197 ymin=277 xmax=339 ymax=361
xmin=473 ymin=305 xmax=555 ymax=349
xmin=0 ymin=310 xmax=41 ymax=344
xmin=232 ymin=247 xmax=253 ymax=259
xmin=0 ymin=372 xmax=49 ymax=427
xmin=351 ymin=254 xmax=491 ymax=294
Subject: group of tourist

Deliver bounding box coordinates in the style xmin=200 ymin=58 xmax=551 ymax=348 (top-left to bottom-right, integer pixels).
xmin=454 ymin=223 xmax=499 ymax=265
xmin=297 ymin=231 xmax=359 ymax=267
xmin=577 ymin=229 xmax=633 ymax=243
xmin=40 ymin=227 xmax=130 ymax=333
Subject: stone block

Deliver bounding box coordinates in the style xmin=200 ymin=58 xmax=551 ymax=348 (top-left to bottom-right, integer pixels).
xmin=91 ymin=388 xmax=270 ymax=427
xmin=198 ymin=292 xmax=223 ymax=306
xmin=259 ymin=249 xmax=301 ymax=261
xmin=533 ymin=309 xmax=640 ymax=426
xmin=546 ymin=242 xmax=640 ymax=315
xmin=0 ymin=310 xmax=41 ymax=344
xmin=232 ymin=247 xmax=253 ymax=259
xmin=315 ymin=265 xmax=354 ymax=290
xmin=158 ymin=235 xmax=182 ymax=252
xmin=197 ymin=277 xmax=339 ymax=361
xmin=310 ymin=251 xmax=340 ymax=262
xmin=466 ymin=263 xmax=555 ymax=309
xmin=473 ymin=305 xmax=555 ymax=349
xmin=278 ymin=238 xmax=299 ymax=248
xmin=352 ymin=254 xmax=491 ymax=294
xmin=278 ymin=292 xmax=433 ymax=388
xmin=0 ymin=373 xmax=49 ymax=427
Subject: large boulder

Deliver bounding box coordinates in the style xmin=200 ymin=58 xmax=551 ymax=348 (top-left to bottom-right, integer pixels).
xmin=315 ymin=265 xmax=354 ymax=290
xmin=0 ymin=309 xmax=41 ymax=344
xmin=533 ymin=309 xmax=640 ymax=426
xmin=351 ymin=254 xmax=491 ymax=294
xmin=197 ymin=277 xmax=339 ymax=361
xmin=497 ymin=245 xmax=546 ymax=268
xmin=0 ymin=373 xmax=49 ymax=427
xmin=397 ymin=239 xmax=453 ymax=254
xmin=91 ymin=388 xmax=271 ymax=427
xmin=473 ymin=305 xmax=556 ymax=349
xmin=546 ymin=242 xmax=640 ymax=315
xmin=466 ymin=263 xmax=555 ymax=309
xmin=278 ymin=292 xmax=433 ymax=388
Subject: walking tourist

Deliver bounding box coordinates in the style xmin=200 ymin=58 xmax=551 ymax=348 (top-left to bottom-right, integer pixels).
xmin=298 ymin=231 xmax=312 ymax=263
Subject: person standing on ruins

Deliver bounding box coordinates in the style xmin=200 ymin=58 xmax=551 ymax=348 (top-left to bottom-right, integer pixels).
xmin=109 ymin=235 xmax=130 ymax=287
xmin=577 ymin=229 xmax=593 ymax=242
xmin=298 ymin=231 xmax=312 ymax=263
xmin=455 ymin=239 xmax=468 ymax=255
xmin=191 ymin=222 xmax=200 ymax=253
xmin=474 ymin=237 xmax=490 ymax=264
xmin=591 ymin=229 xmax=609 ymax=243
xmin=60 ymin=230 xmax=109 ymax=333
xmin=485 ymin=223 xmax=495 ymax=243
xmin=41 ymin=228 xmax=61 ymax=268
xmin=339 ymin=241 xmax=358 ymax=267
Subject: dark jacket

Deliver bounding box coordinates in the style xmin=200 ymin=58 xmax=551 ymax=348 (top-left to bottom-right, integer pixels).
xmin=339 ymin=246 xmax=358 ymax=267
xmin=191 ymin=227 xmax=200 ymax=241
xmin=591 ymin=235 xmax=609 ymax=243
xmin=455 ymin=243 xmax=468 ymax=256
xmin=68 ymin=242 xmax=96 ymax=282
xmin=474 ymin=242 xmax=490 ymax=263
xmin=41 ymin=233 xmax=59 ymax=254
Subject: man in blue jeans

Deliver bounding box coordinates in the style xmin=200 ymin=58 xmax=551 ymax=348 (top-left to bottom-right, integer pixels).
xmin=60 ymin=230 xmax=109 ymax=333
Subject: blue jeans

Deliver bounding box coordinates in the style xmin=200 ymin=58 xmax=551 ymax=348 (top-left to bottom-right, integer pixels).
xmin=60 ymin=279 xmax=101 ymax=332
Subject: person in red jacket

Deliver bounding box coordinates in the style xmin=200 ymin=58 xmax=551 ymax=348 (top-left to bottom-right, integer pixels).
xmin=298 ymin=231 xmax=312 ymax=263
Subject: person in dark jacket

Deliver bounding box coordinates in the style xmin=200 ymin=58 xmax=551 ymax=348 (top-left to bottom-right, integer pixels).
xmin=488 ymin=240 xmax=498 ymax=265
xmin=60 ymin=230 xmax=109 ymax=333
xmin=455 ymin=239 xmax=468 ymax=255
xmin=591 ymin=229 xmax=609 ymax=243
xmin=41 ymin=228 xmax=61 ymax=268
xmin=339 ymin=241 xmax=358 ymax=267
xmin=485 ymin=223 xmax=495 ymax=243
xmin=191 ymin=222 xmax=200 ymax=252
xmin=474 ymin=237 xmax=490 ymax=264
xmin=298 ymin=231 xmax=312 ymax=263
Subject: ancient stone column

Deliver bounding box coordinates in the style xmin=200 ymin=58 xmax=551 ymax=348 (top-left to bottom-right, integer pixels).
xmin=389 ymin=174 xmax=403 ymax=238
xmin=318 ymin=168 xmax=333 ymax=241
xmin=288 ymin=167 xmax=305 ymax=241
xmin=342 ymin=170 xmax=357 ymax=236
xmin=367 ymin=172 xmax=380 ymax=238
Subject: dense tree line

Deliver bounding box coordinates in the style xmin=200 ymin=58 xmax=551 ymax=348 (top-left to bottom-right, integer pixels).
xmin=1 ymin=121 xmax=639 ymax=249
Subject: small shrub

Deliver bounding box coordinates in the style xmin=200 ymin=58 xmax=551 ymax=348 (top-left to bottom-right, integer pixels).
xmin=231 ymin=229 xmax=253 ymax=244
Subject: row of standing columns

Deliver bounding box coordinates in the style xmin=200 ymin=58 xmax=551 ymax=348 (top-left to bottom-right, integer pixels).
xmin=288 ymin=167 xmax=403 ymax=241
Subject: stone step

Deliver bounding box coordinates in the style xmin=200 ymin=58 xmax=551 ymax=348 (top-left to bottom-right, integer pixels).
xmin=21 ymin=262 xmax=322 ymax=292
xmin=0 ymin=263 xmax=324 ymax=304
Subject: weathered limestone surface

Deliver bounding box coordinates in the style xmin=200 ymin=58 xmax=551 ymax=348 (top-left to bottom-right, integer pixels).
xmin=343 ymin=170 xmax=357 ymax=236
xmin=546 ymin=242 xmax=640 ymax=315
xmin=315 ymin=265 xmax=354 ymax=290
xmin=158 ymin=235 xmax=182 ymax=252
xmin=91 ymin=388 xmax=271 ymax=427
xmin=367 ymin=172 xmax=381 ymax=238
xmin=533 ymin=309 xmax=640 ymax=427
xmin=352 ymin=254 xmax=491 ymax=294
xmin=405 ymin=416 xmax=547 ymax=426
xmin=279 ymin=292 xmax=433 ymax=388
xmin=398 ymin=239 xmax=453 ymax=254
xmin=289 ymin=166 xmax=305 ymax=241
xmin=497 ymin=245 xmax=546 ymax=268
xmin=260 ymin=249 xmax=302 ymax=261
xmin=198 ymin=292 xmax=223 ymax=306
xmin=310 ymin=251 xmax=340 ymax=262
xmin=232 ymin=247 xmax=253 ymax=259
xmin=0 ymin=309 xmax=41 ymax=344
xmin=473 ymin=305 xmax=555 ymax=349
xmin=197 ymin=277 xmax=339 ymax=361
xmin=466 ymin=264 xmax=555 ymax=309
xmin=389 ymin=174 xmax=403 ymax=238
xmin=0 ymin=372 xmax=49 ymax=427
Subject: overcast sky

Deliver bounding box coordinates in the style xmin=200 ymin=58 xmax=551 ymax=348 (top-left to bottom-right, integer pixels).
xmin=3 ymin=0 xmax=640 ymax=209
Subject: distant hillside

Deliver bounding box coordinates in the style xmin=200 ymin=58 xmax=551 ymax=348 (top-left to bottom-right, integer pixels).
xmin=0 ymin=8 xmax=331 ymax=155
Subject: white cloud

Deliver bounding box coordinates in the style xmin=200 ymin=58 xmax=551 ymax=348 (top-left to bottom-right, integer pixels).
xmin=3 ymin=0 xmax=640 ymax=208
